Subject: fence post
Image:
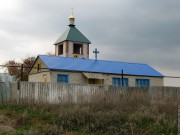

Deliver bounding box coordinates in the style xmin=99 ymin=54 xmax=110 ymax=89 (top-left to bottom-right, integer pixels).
xmin=178 ymin=105 xmax=180 ymax=135
xmin=21 ymin=64 xmax=23 ymax=81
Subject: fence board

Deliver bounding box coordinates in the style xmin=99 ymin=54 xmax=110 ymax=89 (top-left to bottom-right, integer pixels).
xmin=3 ymin=82 xmax=180 ymax=104
xmin=0 ymin=82 xmax=6 ymax=104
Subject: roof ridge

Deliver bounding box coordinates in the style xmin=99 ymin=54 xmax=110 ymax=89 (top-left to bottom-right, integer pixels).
xmin=54 ymin=27 xmax=70 ymax=45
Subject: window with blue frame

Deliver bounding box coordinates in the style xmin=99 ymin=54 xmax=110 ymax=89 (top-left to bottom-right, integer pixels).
xmin=57 ymin=74 xmax=69 ymax=83
xmin=135 ymin=79 xmax=150 ymax=87
xmin=112 ymin=77 xmax=129 ymax=87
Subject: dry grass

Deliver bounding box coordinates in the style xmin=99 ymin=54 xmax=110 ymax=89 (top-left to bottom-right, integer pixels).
xmin=0 ymin=88 xmax=179 ymax=135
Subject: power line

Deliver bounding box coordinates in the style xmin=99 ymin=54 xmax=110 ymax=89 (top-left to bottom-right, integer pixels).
xmin=0 ymin=64 xmax=50 ymax=81
xmin=0 ymin=65 xmax=49 ymax=69
xmin=164 ymin=76 xmax=180 ymax=79
xmin=0 ymin=65 xmax=29 ymax=68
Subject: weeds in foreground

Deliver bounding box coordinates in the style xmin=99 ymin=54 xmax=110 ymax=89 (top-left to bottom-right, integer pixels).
xmin=0 ymin=91 xmax=178 ymax=135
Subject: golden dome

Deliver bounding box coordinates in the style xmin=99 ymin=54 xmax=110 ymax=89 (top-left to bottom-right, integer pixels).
xmin=69 ymin=15 xmax=75 ymax=19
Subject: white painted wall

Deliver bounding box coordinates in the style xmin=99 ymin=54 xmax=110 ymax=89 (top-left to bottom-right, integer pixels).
xmin=29 ymin=68 xmax=163 ymax=86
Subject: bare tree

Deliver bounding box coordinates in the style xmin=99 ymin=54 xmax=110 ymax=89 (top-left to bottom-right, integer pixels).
xmin=4 ymin=56 xmax=36 ymax=81
xmin=21 ymin=56 xmax=36 ymax=81
xmin=4 ymin=60 xmax=21 ymax=80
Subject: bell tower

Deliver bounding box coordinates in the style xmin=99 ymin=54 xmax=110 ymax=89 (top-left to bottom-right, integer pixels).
xmin=54 ymin=14 xmax=91 ymax=59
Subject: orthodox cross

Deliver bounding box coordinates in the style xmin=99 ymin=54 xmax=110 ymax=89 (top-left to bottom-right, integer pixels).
xmin=93 ymin=48 xmax=99 ymax=60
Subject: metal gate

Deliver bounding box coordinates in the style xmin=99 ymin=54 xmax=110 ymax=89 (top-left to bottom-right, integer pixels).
xmin=0 ymin=82 xmax=9 ymax=104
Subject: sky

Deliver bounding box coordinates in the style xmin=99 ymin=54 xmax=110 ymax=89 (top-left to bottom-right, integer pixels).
xmin=0 ymin=0 xmax=180 ymax=86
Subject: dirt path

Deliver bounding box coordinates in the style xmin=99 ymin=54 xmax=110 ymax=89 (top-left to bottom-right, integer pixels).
xmin=0 ymin=115 xmax=15 ymax=133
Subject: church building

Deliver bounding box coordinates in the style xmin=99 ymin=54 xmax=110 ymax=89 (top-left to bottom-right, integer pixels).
xmin=28 ymin=14 xmax=164 ymax=87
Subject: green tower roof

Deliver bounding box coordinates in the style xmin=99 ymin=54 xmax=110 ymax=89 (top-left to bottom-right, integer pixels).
xmin=54 ymin=26 xmax=91 ymax=45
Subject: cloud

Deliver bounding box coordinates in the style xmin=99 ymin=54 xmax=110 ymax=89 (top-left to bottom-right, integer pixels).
xmin=0 ymin=0 xmax=179 ymax=86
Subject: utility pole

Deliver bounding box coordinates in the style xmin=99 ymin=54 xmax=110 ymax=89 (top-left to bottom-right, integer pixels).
xmin=122 ymin=69 xmax=124 ymax=87
xmin=21 ymin=64 xmax=23 ymax=81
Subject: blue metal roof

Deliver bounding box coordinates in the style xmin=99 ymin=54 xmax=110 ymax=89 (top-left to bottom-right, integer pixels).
xmin=39 ymin=55 xmax=164 ymax=77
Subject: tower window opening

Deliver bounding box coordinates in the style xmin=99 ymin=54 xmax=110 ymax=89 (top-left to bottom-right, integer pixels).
xmin=73 ymin=44 xmax=83 ymax=54
xmin=58 ymin=45 xmax=63 ymax=55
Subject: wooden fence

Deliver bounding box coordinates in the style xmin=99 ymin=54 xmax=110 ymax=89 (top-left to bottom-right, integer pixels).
xmin=0 ymin=82 xmax=180 ymax=104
